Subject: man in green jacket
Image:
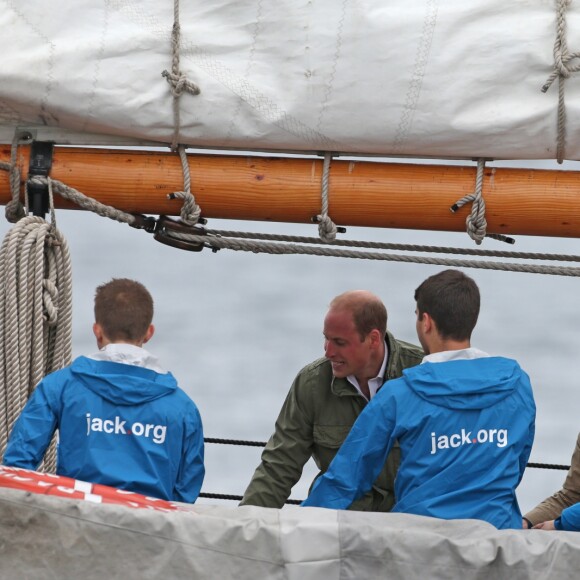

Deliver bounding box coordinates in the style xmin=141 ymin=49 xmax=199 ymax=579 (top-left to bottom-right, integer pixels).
xmin=240 ymin=290 xmax=423 ymax=511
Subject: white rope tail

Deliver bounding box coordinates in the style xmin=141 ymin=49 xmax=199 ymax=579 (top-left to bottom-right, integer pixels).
xmin=0 ymin=216 xmax=73 ymax=472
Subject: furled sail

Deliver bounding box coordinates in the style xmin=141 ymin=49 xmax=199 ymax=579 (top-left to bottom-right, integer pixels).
xmin=2 ymin=1 xmax=580 ymax=160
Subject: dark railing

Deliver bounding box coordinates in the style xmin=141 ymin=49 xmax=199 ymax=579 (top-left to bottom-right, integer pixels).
xmin=199 ymin=438 xmax=570 ymax=504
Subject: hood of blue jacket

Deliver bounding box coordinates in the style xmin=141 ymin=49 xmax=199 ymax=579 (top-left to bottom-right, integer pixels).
xmin=401 ymin=357 xmax=524 ymax=410
xmin=70 ymin=356 xmax=178 ymax=405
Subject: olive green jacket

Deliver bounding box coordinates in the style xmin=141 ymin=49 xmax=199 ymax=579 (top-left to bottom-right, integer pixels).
xmin=240 ymin=331 xmax=424 ymax=511
xmin=524 ymin=432 xmax=580 ymax=525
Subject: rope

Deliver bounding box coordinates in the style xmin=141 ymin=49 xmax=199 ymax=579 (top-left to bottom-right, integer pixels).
xmin=450 ymin=159 xmax=488 ymax=245
xmin=527 ymin=462 xmax=570 ymax=471
xmin=204 ymin=437 xmax=267 ymax=447
xmin=160 ymin=2 xmax=203 ymax=226
xmin=161 ymin=0 xmax=200 ymax=152
xmin=160 ymin=230 xmax=580 ymax=277
xmin=199 ymin=437 xmax=569 ymax=504
xmin=0 ymin=215 xmax=73 ymax=471
xmin=167 ymin=145 xmax=202 ymax=226
xmin=2 ymin=134 xmax=27 ymax=223
xmin=542 ymin=0 xmax=580 ymax=163
xmin=27 ymin=176 xmax=137 ymax=225
xmin=198 ymin=491 xmax=301 ymax=505
xmin=315 ymin=152 xmax=339 ymax=242
xmin=204 ymin=229 xmax=578 ymax=261
xmin=14 ymin=173 xmax=580 ymax=277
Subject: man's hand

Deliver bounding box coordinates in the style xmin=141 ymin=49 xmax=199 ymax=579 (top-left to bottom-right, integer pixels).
xmin=533 ymin=520 xmax=556 ymax=531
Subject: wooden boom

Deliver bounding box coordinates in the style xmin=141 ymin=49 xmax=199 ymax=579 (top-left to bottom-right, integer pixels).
xmin=1 ymin=146 xmax=580 ymax=237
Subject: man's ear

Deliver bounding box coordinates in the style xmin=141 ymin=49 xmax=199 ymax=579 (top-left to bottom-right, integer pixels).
xmin=369 ymin=328 xmax=382 ymax=346
xmin=142 ymin=324 xmax=155 ymax=344
xmin=93 ymin=323 xmax=104 ymax=348
xmin=421 ymin=312 xmax=435 ymax=335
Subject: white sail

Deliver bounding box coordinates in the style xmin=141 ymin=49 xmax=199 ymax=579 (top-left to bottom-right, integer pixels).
xmin=2 ymin=0 xmax=580 ymax=159
xmin=1 ymin=487 xmax=580 ymax=579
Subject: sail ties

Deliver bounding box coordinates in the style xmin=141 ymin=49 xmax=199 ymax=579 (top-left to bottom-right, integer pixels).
xmin=162 ymin=0 xmax=200 ymax=152
xmin=313 ymin=152 xmax=345 ymax=242
xmin=167 ymin=146 xmax=203 ymax=226
xmin=542 ymin=0 xmax=580 ymax=163
xmin=450 ymin=159 xmax=514 ymax=246
xmin=2 ymin=132 xmax=30 ymax=224
xmin=161 ymin=0 xmax=203 ymax=230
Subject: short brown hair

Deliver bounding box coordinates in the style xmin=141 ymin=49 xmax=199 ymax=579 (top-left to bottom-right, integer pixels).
xmin=94 ymin=278 xmax=153 ymax=342
xmin=330 ymin=290 xmax=387 ymax=340
xmin=414 ymin=269 xmax=479 ymax=341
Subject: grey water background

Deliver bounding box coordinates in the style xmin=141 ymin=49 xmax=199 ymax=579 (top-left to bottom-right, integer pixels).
xmin=2 ymin=157 xmax=579 ymax=514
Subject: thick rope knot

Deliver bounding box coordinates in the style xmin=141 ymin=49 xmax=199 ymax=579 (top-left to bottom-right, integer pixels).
xmin=1 ymin=155 xmax=25 ymax=223
xmin=450 ymin=159 xmax=488 ymax=245
xmin=451 ymin=193 xmax=488 ymax=245
xmin=542 ymin=51 xmax=580 ymax=92
xmin=42 ymin=279 xmax=59 ymax=326
xmin=162 ymin=70 xmax=200 ymax=97
xmin=465 ymin=195 xmax=488 ymax=245
xmin=5 ymin=200 xmax=26 ymax=224
xmin=169 ymin=191 xmax=202 ymax=226
xmin=316 ymin=214 xmax=338 ymax=242
xmin=316 ymin=152 xmax=340 ymax=243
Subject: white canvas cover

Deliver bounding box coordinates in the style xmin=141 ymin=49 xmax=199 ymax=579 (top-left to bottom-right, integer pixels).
xmin=1 ymin=486 xmax=580 ymax=579
xmin=1 ymin=1 xmax=580 ymax=160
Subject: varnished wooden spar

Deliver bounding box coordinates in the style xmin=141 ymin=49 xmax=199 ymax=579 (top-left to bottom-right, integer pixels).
xmin=1 ymin=146 xmax=580 ymax=237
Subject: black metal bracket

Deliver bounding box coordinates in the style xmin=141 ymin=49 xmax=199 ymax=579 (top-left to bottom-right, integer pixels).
xmin=153 ymin=215 xmax=208 ymax=252
xmin=27 ymin=141 xmax=54 ymax=218
xmin=129 ymin=214 xmax=158 ymax=233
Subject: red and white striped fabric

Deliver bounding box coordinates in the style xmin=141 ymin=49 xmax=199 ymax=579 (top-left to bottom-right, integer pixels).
xmin=0 ymin=466 xmax=183 ymax=512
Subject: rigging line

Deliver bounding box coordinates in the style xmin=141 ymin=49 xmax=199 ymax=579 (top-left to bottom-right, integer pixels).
xmin=542 ymin=0 xmax=580 ymax=163
xmin=161 ymin=0 xmax=200 ymax=151
xmin=167 ymin=145 xmax=202 ymax=226
xmin=202 ymin=439 xmax=571 ymax=471
xmin=315 ymin=152 xmax=339 ymax=242
xmin=198 ymin=491 xmax=301 ymax=505
xmin=449 ymin=160 xmax=513 ymax=245
xmin=204 ymin=229 xmax=580 ymax=262
xmin=165 ymin=232 xmax=580 ymax=277
xmin=451 ymin=159 xmax=487 ymax=245
xmin=27 ymin=176 xmax=136 ymax=225
xmin=1 ymin=133 xmax=28 ymax=223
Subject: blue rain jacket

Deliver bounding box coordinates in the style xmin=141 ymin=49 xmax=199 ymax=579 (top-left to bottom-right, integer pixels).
xmin=3 ymin=356 xmax=204 ymax=503
xmin=302 ymin=356 xmax=535 ymax=529
xmin=555 ymin=504 xmax=580 ymax=531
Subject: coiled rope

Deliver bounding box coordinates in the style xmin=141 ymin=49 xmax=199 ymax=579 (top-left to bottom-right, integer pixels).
xmin=0 ymin=214 xmax=73 ymax=470
xmin=0 ymin=143 xmax=73 ymax=471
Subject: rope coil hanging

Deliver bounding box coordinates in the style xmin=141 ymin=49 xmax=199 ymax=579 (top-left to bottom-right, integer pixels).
xmin=0 ymin=142 xmax=73 ymax=472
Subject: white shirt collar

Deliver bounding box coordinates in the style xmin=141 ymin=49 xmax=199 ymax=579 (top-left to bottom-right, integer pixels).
xmin=347 ymin=341 xmax=389 ymax=400
xmin=422 ymin=347 xmax=490 ymax=364
xmin=88 ymin=343 xmax=167 ymax=374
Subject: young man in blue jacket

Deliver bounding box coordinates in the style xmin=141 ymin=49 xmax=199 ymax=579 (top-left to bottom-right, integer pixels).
xmin=302 ymin=269 xmax=536 ymax=529
xmin=2 ymin=278 xmax=204 ymax=503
